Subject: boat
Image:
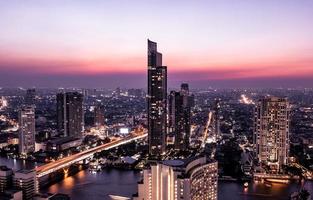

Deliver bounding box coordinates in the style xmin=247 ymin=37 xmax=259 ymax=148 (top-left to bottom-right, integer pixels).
xmin=89 ymin=159 xmax=101 ymax=173
xmin=265 ymin=178 xmax=289 ymax=184
xmin=108 ymin=195 xmax=130 ymax=200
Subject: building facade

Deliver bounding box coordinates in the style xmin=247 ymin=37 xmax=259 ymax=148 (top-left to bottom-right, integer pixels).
xmin=168 ymin=87 xmax=191 ymax=150
xmin=18 ymin=106 xmax=35 ymax=155
xmin=57 ymin=92 xmax=84 ymax=138
xmin=25 ymin=89 xmax=36 ymax=106
xmin=147 ymin=40 xmax=167 ymax=156
xmin=94 ymin=104 xmax=105 ymax=127
xmin=134 ymin=156 xmax=218 ymax=200
xmin=13 ymin=169 xmax=36 ymax=200
xmin=253 ymin=97 xmax=290 ymax=171
xmin=0 ymin=166 xmax=13 ymax=193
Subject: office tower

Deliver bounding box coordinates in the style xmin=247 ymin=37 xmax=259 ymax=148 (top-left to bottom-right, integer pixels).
xmin=254 ymin=97 xmax=290 ymax=171
xmin=18 ymin=106 xmax=35 ymax=155
xmin=94 ymin=104 xmax=105 ymax=127
xmin=0 ymin=166 xmax=13 ymax=192
xmin=212 ymin=99 xmax=221 ymax=141
xmin=57 ymin=92 xmax=84 ymax=138
xmin=147 ymin=39 xmax=167 ymax=156
xmin=13 ymin=169 xmax=36 ymax=200
xmin=25 ymin=89 xmax=36 ymax=106
xmin=134 ymin=156 xmax=218 ymax=200
xmin=168 ymin=90 xmax=191 ymax=150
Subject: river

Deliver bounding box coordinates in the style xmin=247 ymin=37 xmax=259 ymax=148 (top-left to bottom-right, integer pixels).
xmin=1 ymin=157 xmax=312 ymax=200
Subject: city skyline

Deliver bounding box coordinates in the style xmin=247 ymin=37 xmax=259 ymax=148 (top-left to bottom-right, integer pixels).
xmin=1 ymin=0 xmax=313 ymax=88
xmin=1 ymin=1 xmax=313 ymax=200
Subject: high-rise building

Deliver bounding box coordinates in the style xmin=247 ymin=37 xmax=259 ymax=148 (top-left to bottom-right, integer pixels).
xmin=57 ymin=92 xmax=84 ymax=138
xmin=94 ymin=104 xmax=105 ymax=127
xmin=25 ymin=89 xmax=36 ymax=106
xmin=18 ymin=106 xmax=35 ymax=155
xmin=13 ymin=169 xmax=36 ymax=200
xmin=168 ymin=90 xmax=191 ymax=150
xmin=0 ymin=166 xmax=13 ymax=193
xmin=134 ymin=156 xmax=218 ymax=200
xmin=212 ymin=98 xmax=221 ymax=141
xmin=253 ymin=97 xmax=290 ymax=171
xmin=147 ymin=39 xmax=167 ymax=156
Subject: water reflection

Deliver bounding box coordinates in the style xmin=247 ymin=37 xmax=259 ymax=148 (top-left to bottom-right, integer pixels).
xmin=1 ymin=156 xmax=312 ymax=200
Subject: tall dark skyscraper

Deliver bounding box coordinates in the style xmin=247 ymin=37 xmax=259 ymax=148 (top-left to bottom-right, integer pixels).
xmin=57 ymin=92 xmax=84 ymax=138
xmin=168 ymin=84 xmax=191 ymax=150
xmin=147 ymin=39 xmax=167 ymax=156
xmin=25 ymin=89 xmax=36 ymax=106
xmin=212 ymin=98 xmax=221 ymax=141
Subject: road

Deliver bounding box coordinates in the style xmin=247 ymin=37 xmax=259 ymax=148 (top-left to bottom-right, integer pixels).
xmin=36 ymin=131 xmax=147 ymax=177
xmin=201 ymin=111 xmax=213 ymax=146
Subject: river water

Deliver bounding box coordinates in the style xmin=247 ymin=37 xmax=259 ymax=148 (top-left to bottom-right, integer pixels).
xmin=1 ymin=157 xmax=312 ymax=200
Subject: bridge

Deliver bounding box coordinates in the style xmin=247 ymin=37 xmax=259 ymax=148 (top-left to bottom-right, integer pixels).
xmin=36 ymin=131 xmax=147 ymax=178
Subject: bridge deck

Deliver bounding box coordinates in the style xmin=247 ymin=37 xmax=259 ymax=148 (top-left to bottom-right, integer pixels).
xmin=36 ymin=132 xmax=147 ymax=177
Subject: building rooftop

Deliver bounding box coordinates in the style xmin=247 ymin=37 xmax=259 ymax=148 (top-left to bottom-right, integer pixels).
xmin=0 ymin=165 xmax=12 ymax=172
xmin=47 ymin=136 xmax=80 ymax=145
xmin=162 ymin=159 xmax=185 ymax=167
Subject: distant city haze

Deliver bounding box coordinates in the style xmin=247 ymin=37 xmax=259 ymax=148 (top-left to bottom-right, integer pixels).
xmin=1 ymin=0 xmax=313 ymax=88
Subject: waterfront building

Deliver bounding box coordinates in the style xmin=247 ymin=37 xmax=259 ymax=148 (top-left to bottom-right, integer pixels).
xmin=147 ymin=39 xmax=167 ymax=156
xmin=0 ymin=166 xmax=13 ymax=193
xmin=18 ymin=106 xmax=35 ymax=155
xmin=134 ymin=156 xmax=218 ymax=200
xmin=13 ymin=169 xmax=36 ymax=200
xmin=57 ymin=92 xmax=84 ymax=138
xmin=46 ymin=137 xmax=82 ymax=152
xmin=253 ymin=97 xmax=290 ymax=171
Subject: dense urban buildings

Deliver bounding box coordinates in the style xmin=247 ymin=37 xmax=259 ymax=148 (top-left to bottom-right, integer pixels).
xmin=18 ymin=106 xmax=36 ymax=155
xmin=1 ymin=0 xmax=313 ymax=199
xmin=147 ymin=40 xmax=167 ymax=156
xmin=253 ymin=97 xmax=290 ymax=171
xmin=134 ymin=156 xmax=218 ymax=200
xmin=57 ymin=92 xmax=84 ymax=138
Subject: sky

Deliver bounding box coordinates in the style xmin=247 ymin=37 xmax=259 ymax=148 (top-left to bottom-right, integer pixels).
xmin=0 ymin=0 xmax=313 ymax=88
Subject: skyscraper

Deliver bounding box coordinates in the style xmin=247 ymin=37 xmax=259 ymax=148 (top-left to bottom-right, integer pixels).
xmin=168 ymin=88 xmax=191 ymax=150
xmin=18 ymin=106 xmax=35 ymax=155
xmin=253 ymin=97 xmax=290 ymax=171
xmin=134 ymin=156 xmax=218 ymax=200
xmin=57 ymin=92 xmax=84 ymax=138
xmin=94 ymin=104 xmax=105 ymax=127
xmin=147 ymin=40 xmax=167 ymax=156
xmin=25 ymin=89 xmax=36 ymax=106
xmin=212 ymin=98 xmax=221 ymax=141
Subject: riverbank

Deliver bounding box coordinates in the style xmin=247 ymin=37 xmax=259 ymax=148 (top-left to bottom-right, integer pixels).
xmin=1 ymin=156 xmax=312 ymax=200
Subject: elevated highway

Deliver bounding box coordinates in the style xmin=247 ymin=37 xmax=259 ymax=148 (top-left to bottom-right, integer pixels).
xmin=36 ymin=131 xmax=147 ymax=178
